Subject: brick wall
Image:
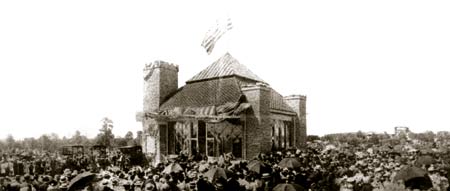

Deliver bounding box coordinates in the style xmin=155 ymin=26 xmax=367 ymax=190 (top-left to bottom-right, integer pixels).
xmin=284 ymin=95 xmax=307 ymax=147
xmin=242 ymin=83 xmax=271 ymax=159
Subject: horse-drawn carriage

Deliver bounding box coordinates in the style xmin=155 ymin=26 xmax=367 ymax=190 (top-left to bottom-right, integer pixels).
xmin=118 ymin=145 xmax=146 ymax=168
xmin=61 ymin=145 xmax=85 ymax=156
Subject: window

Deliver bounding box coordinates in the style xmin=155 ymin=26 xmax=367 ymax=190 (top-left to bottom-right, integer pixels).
xmin=198 ymin=121 xmax=206 ymax=155
xmin=232 ymin=138 xmax=242 ymax=158
xmin=168 ymin=122 xmax=176 ymax=154
xmin=159 ymin=124 xmax=168 ymax=155
xmin=206 ymin=124 xmax=215 ymax=157
xmin=207 ymin=139 xmax=215 ymax=157
xmin=189 ymin=122 xmax=198 ymax=155
xmin=190 ymin=140 xmax=198 ymax=155
xmin=190 ymin=122 xmax=197 ymax=138
xmin=279 ymin=125 xmax=282 ymax=148
xmin=287 ymin=121 xmax=293 ymax=147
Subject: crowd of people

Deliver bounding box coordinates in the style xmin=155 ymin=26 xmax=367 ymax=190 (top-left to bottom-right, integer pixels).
xmin=1 ymin=136 xmax=450 ymax=191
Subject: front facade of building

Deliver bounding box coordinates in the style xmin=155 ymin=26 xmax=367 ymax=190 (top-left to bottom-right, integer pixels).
xmin=137 ymin=53 xmax=306 ymax=163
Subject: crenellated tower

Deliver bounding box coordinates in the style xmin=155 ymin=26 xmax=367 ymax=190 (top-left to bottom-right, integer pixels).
xmin=141 ymin=60 xmax=178 ymax=163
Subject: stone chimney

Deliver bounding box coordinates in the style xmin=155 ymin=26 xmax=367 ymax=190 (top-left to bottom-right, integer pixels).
xmin=283 ymin=95 xmax=307 ymax=146
xmin=241 ymin=82 xmax=271 ymax=159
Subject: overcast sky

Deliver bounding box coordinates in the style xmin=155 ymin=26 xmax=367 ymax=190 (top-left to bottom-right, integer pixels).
xmin=1 ymin=0 xmax=450 ymax=139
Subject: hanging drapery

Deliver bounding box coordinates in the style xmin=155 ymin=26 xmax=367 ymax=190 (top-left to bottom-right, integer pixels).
xmin=148 ymin=100 xmax=251 ymax=123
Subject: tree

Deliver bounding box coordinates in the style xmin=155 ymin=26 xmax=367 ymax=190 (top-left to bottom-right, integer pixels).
xmin=6 ymin=134 xmax=15 ymax=149
xmin=96 ymin=117 xmax=115 ymax=148
xmin=436 ymin=131 xmax=450 ymax=144
xmin=125 ymin=131 xmax=134 ymax=140
xmin=113 ymin=137 xmax=128 ymax=147
xmin=412 ymin=131 xmax=436 ymax=143
xmin=368 ymin=134 xmax=380 ymax=145
xmin=135 ymin=131 xmax=143 ymax=146
xmin=38 ymin=134 xmax=52 ymax=151
xmin=124 ymin=131 xmax=135 ymax=146
xmin=356 ymin=131 xmax=365 ymax=139
xmin=72 ymin=130 xmax=83 ymax=144
xmin=307 ymin=135 xmax=320 ymax=142
xmin=23 ymin=137 xmax=38 ymax=150
xmin=322 ymin=134 xmax=335 ymax=142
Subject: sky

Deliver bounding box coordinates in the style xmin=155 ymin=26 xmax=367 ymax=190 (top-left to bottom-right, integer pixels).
xmin=1 ymin=0 xmax=450 ymax=140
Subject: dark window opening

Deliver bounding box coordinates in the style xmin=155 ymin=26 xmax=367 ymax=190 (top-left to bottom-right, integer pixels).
xmin=168 ymin=122 xmax=176 ymax=154
xmin=232 ymin=138 xmax=242 ymax=158
xmin=198 ymin=121 xmax=206 ymax=156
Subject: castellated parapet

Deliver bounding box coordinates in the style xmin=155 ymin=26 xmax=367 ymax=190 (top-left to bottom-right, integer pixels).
xmin=143 ymin=60 xmax=179 ymax=112
xmin=144 ymin=60 xmax=179 ymax=72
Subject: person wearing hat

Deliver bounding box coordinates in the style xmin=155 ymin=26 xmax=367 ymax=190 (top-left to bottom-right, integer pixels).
xmin=63 ymin=169 xmax=71 ymax=176
xmin=143 ymin=181 xmax=156 ymax=191
xmin=18 ymin=174 xmax=35 ymax=191
xmin=46 ymin=179 xmax=60 ymax=191
xmin=134 ymin=177 xmax=145 ymax=191
xmin=59 ymin=175 xmax=69 ymax=190
xmin=260 ymin=173 xmax=272 ymax=191
xmin=429 ymin=165 xmax=443 ymax=191
xmin=36 ymin=175 xmax=50 ymax=191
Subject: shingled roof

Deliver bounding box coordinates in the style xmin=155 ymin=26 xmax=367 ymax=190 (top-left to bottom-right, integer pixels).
xmin=270 ymin=89 xmax=297 ymax=114
xmin=187 ymin=53 xmax=265 ymax=83
xmin=160 ymin=77 xmax=243 ymax=110
xmin=160 ymin=53 xmax=296 ymax=115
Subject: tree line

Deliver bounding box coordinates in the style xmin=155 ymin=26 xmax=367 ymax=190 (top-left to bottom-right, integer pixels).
xmin=307 ymin=130 xmax=450 ymax=146
xmin=0 ymin=117 xmax=143 ymax=151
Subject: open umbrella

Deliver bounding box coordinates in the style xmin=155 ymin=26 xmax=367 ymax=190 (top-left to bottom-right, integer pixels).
xmin=415 ymin=155 xmax=436 ymax=166
xmin=204 ymin=167 xmax=227 ymax=182
xmin=67 ymin=172 xmax=97 ymax=191
xmin=272 ymin=183 xmax=306 ymax=191
xmin=198 ymin=162 xmax=209 ymax=172
xmin=247 ymin=160 xmax=270 ymax=174
xmin=162 ymin=163 xmax=183 ymax=174
xmin=394 ymin=166 xmax=432 ymax=190
xmin=278 ymin=158 xmax=301 ymax=169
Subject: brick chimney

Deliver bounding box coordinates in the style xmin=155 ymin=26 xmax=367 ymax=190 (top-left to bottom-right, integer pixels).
xmin=284 ymin=95 xmax=307 ymax=146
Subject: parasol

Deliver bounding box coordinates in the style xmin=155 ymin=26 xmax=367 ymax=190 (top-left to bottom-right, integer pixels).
xmin=278 ymin=157 xmax=301 ymax=169
xmin=247 ymin=160 xmax=270 ymax=174
xmin=203 ymin=167 xmax=227 ymax=182
xmin=67 ymin=172 xmax=97 ymax=191
xmin=272 ymin=183 xmax=306 ymax=191
xmin=162 ymin=163 xmax=183 ymax=174
xmin=394 ymin=166 xmax=432 ymax=190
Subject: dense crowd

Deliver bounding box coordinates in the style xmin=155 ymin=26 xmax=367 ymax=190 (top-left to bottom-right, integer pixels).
xmin=1 ymin=139 xmax=450 ymax=191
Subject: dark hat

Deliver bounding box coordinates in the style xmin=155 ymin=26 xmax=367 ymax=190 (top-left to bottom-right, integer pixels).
xmin=104 ymin=174 xmax=111 ymax=179
xmin=42 ymin=176 xmax=50 ymax=182
xmin=24 ymin=174 xmax=31 ymax=181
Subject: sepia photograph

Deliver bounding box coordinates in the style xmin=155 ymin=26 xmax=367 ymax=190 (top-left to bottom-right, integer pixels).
xmin=1 ymin=1 xmax=450 ymax=190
